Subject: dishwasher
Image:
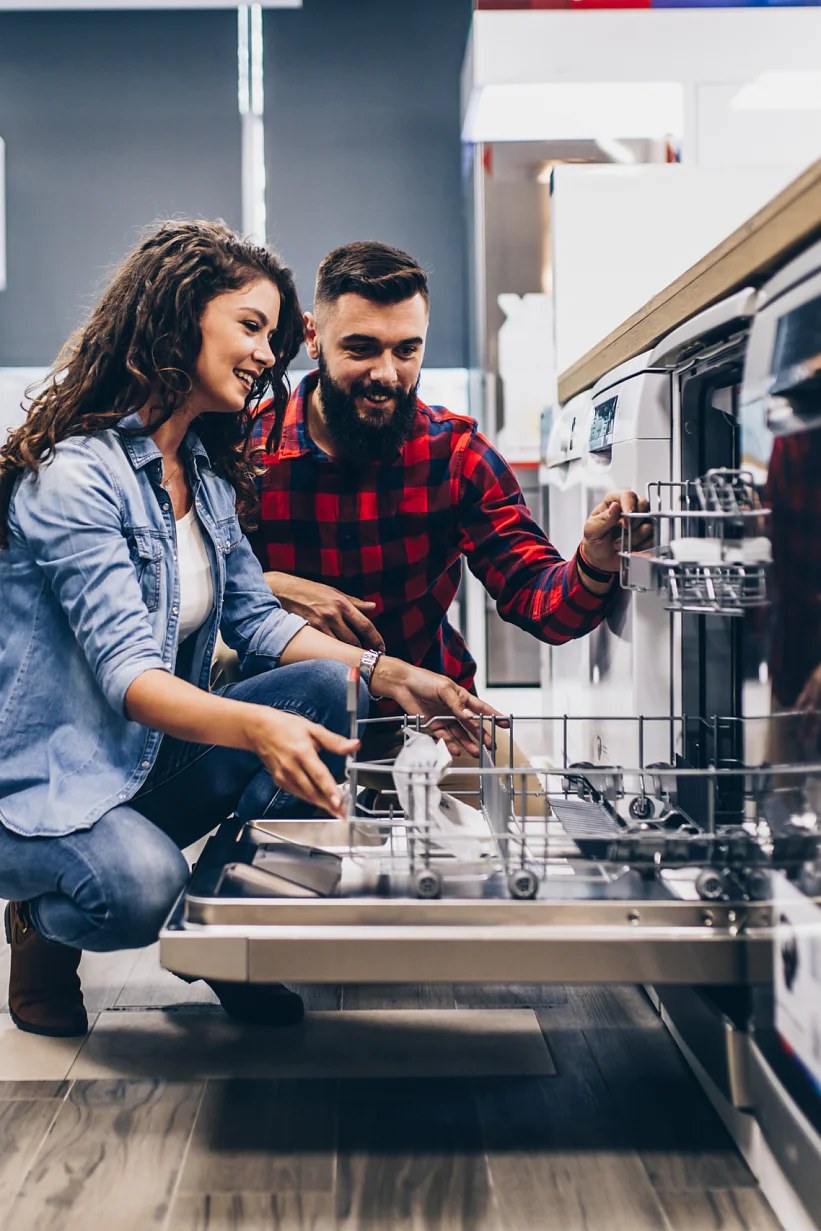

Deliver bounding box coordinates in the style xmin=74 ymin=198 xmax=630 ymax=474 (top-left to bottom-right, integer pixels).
xmin=161 ymin=269 xmax=821 ymax=1008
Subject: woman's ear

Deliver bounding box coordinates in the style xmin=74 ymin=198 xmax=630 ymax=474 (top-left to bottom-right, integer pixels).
xmin=304 ymin=311 xmax=320 ymax=361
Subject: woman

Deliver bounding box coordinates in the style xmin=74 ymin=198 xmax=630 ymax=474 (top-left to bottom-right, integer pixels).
xmin=0 ymin=220 xmax=497 ymax=1034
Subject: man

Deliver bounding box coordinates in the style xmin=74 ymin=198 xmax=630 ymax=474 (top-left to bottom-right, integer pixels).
xmin=253 ymin=240 xmax=648 ymax=705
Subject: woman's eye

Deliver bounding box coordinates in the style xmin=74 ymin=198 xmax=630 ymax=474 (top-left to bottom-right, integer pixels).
xmin=243 ymin=320 xmax=260 ymax=332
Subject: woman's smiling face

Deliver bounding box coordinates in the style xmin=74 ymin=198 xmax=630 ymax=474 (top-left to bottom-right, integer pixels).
xmin=191 ymin=278 xmax=282 ymax=414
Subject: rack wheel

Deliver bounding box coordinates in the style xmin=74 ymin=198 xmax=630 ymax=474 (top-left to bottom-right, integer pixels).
xmin=508 ymin=869 xmax=540 ymax=900
xmin=629 ymin=795 xmax=654 ymax=820
xmin=413 ymin=868 xmax=442 ymax=900
xmin=745 ymin=868 xmax=771 ymax=901
xmin=695 ymin=869 xmax=725 ymax=902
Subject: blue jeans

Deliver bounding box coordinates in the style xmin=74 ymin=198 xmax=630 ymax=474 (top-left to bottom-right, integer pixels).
xmin=0 ymin=660 xmax=367 ymax=952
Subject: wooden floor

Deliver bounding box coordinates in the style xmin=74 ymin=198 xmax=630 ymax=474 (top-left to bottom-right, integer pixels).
xmin=0 ymin=927 xmax=783 ymax=1231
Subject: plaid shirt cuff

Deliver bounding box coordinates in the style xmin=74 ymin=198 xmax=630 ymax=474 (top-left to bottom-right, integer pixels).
xmin=572 ymin=548 xmax=618 ymax=600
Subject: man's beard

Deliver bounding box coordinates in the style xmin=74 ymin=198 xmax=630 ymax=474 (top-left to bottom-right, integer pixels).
xmin=317 ymin=353 xmax=418 ymax=464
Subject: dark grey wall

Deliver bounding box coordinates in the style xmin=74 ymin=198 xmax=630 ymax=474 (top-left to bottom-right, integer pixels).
xmin=0 ymin=3 xmax=472 ymax=370
xmin=0 ymin=12 xmax=241 ymax=366
xmin=264 ymin=0 xmax=473 ymax=369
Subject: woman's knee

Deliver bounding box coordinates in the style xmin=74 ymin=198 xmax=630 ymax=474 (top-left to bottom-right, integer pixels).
xmin=67 ymin=815 xmax=190 ymax=951
xmin=282 ymin=659 xmax=368 ymax=732
xmin=104 ymin=848 xmax=189 ymax=949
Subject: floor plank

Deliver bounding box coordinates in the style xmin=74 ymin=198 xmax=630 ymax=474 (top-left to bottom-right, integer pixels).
xmin=290 ymin=986 xmax=342 ymax=1012
xmin=575 ymin=1001 xmax=756 ymax=1191
xmin=548 ymin=984 xmax=662 ymax=1031
xmin=78 ymin=947 xmax=143 ymax=1014
xmin=475 ymin=1029 xmax=670 ymax=1231
xmin=657 ymin=1188 xmax=783 ymax=1230
xmin=115 ymin=944 xmax=220 ymax=1010
xmin=168 ymin=1191 xmax=336 ymax=1230
xmin=0 ymin=1098 xmax=63 ymax=1220
xmin=69 ymin=1009 xmax=555 ymax=1081
xmin=7 ymin=1079 xmax=204 ymax=1231
xmin=178 ymin=1079 xmax=336 ymax=1195
xmin=336 ymin=1077 xmax=501 ymax=1230
xmin=0 ymin=1080 xmax=70 ymax=1100
xmin=0 ymin=1015 xmax=94 ymax=1080
xmin=453 ymin=984 xmax=568 ymax=1010
xmin=342 ymin=984 xmax=456 ymax=1010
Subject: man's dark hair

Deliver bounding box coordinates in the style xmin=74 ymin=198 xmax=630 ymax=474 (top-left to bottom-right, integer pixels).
xmin=314 ymin=241 xmax=429 ymax=313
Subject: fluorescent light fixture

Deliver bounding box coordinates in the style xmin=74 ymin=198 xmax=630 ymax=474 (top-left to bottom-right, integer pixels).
xmin=462 ymin=82 xmax=684 ymax=144
xmin=732 ymin=71 xmax=821 ymax=112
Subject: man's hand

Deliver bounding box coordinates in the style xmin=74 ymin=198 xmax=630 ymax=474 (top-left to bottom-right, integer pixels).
xmin=264 ymin=572 xmax=385 ymax=651
xmin=581 ymin=490 xmax=652 ymax=576
xmin=371 ymin=658 xmax=506 ymax=759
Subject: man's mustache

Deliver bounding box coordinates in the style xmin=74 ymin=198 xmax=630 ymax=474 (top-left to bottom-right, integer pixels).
xmin=350 ymin=381 xmax=402 ymax=401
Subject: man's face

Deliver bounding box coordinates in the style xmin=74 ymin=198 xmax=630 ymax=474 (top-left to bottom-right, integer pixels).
xmin=306 ymin=292 xmax=428 ymax=463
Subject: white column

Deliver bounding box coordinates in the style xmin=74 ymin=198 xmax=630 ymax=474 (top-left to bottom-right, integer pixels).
xmin=238 ymin=4 xmax=266 ymax=243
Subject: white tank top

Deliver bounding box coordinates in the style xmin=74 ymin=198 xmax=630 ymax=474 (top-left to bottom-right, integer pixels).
xmin=175 ymin=506 xmax=214 ymax=641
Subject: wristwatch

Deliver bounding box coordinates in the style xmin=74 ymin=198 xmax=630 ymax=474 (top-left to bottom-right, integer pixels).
xmin=359 ymin=649 xmax=386 ymax=699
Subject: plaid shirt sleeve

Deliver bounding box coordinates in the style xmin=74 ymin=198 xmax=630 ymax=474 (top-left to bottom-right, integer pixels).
xmin=456 ymin=427 xmax=613 ymax=643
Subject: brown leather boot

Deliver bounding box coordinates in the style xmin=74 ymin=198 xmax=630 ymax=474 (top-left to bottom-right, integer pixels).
xmin=5 ymin=902 xmax=88 ymax=1037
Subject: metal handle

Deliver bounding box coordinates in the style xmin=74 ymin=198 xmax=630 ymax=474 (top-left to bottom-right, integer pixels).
xmin=347 ymin=666 xmax=360 ymax=740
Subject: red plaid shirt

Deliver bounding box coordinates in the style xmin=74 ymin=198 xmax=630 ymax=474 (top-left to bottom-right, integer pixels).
xmin=250 ymin=371 xmax=611 ymax=688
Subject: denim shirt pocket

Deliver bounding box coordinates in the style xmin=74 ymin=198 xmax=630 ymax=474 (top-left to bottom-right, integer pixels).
xmin=125 ymin=525 xmax=164 ymax=613
xmin=214 ymin=514 xmax=243 ymax=556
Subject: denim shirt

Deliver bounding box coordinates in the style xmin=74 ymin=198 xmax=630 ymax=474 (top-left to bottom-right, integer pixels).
xmin=0 ymin=414 xmax=306 ymax=837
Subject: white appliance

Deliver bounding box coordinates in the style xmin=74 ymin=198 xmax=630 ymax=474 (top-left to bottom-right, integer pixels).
xmin=542 ymin=355 xmax=671 ymax=776
xmin=540 ymin=389 xmax=592 ymax=764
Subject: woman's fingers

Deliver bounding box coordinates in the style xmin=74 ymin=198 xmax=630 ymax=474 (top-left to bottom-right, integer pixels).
xmin=310 ymin=727 xmax=360 ymax=758
xmin=284 ymin=751 xmax=345 ymax=819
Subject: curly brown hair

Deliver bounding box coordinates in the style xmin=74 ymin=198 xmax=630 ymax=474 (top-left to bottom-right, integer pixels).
xmin=0 ymin=219 xmax=304 ymax=548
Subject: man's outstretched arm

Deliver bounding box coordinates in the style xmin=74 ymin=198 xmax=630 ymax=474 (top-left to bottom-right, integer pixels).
xmin=456 ymin=428 xmax=650 ymax=644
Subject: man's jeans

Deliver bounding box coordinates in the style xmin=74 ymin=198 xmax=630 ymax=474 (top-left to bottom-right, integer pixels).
xmin=0 ymin=660 xmax=365 ymax=952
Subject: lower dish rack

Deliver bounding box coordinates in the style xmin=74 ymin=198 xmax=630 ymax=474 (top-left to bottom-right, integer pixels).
xmin=159 ymin=711 xmax=821 ymax=987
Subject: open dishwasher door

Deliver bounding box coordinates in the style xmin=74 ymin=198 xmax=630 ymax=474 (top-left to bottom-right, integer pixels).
xmin=159 ymin=709 xmax=799 ymax=990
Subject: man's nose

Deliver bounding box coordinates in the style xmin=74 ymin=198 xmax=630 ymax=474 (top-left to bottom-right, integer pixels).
xmin=369 ymin=354 xmax=398 ymax=387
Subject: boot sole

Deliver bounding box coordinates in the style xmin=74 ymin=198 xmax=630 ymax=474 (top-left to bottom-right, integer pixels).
xmin=8 ymin=1004 xmax=89 ymax=1039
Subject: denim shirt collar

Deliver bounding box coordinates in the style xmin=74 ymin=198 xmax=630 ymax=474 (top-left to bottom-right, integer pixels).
xmin=116 ymin=410 xmax=211 ymax=473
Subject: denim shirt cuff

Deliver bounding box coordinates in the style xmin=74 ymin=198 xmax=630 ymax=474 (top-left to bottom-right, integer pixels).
xmin=246 ymin=610 xmax=308 ymax=666
xmin=108 ymin=653 xmax=171 ymax=717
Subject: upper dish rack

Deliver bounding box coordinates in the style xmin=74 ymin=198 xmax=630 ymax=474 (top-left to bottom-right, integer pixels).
xmin=619 ymin=469 xmax=771 ymax=616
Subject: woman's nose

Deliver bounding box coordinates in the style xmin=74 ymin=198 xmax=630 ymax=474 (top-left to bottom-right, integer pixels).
xmin=254 ymin=337 xmax=276 ymax=367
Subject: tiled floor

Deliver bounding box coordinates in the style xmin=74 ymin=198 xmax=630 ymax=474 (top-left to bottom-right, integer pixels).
xmin=0 ymin=928 xmax=784 ymax=1229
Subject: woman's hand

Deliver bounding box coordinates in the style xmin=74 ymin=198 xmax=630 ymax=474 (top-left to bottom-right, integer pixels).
xmin=370 ymin=659 xmax=505 ymax=758
xmin=244 ymin=705 xmax=359 ymax=819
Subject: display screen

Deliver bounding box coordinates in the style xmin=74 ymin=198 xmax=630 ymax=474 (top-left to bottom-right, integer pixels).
xmin=589 ymin=395 xmax=618 ymax=452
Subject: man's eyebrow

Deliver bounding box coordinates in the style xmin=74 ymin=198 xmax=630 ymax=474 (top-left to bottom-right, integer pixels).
xmin=340 ymin=333 xmax=425 ymax=346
